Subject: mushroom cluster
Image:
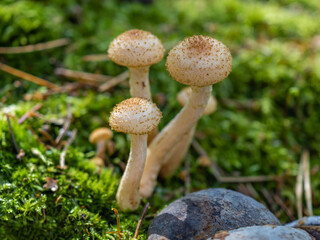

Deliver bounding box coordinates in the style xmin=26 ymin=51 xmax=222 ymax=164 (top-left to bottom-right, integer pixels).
xmin=106 ymin=30 xmax=232 ymax=211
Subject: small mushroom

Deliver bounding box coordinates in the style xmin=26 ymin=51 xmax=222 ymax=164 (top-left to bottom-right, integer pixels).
xmin=140 ymin=35 xmax=232 ymax=198
xmin=89 ymin=127 xmax=113 ymax=166
xmin=109 ymin=97 xmax=162 ymax=211
xmin=108 ymin=29 xmax=165 ymax=144
xmin=159 ymin=87 xmax=217 ymax=178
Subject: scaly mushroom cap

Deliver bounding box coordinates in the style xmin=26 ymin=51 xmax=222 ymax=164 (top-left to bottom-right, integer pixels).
xmin=108 ymin=29 xmax=165 ymax=67
xmin=109 ymin=98 xmax=162 ymax=135
xmin=166 ymin=35 xmax=232 ymax=87
xmin=177 ymin=87 xmax=217 ymax=115
xmin=89 ymin=127 xmax=113 ymax=143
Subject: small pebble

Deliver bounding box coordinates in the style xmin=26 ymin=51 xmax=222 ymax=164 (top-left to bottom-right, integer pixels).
xmin=209 ymin=225 xmax=313 ymax=240
xmin=148 ymin=188 xmax=280 ymax=240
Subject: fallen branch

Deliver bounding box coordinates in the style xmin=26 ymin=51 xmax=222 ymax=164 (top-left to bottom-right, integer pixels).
xmin=0 ymin=38 xmax=70 ymax=54
xmin=98 ymin=71 xmax=129 ymax=92
xmin=82 ymin=54 xmax=109 ymax=62
xmin=133 ymin=202 xmax=150 ymax=239
xmin=55 ymin=68 xmax=112 ymax=86
xmin=0 ymin=63 xmax=58 ymax=89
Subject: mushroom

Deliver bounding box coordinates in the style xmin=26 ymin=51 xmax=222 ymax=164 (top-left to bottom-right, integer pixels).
xmin=89 ymin=127 xmax=113 ymax=166
xmin=109 ymin=97 xmax=162 ymax=211
xmin=140 ymin=35 xmax=232 ymax=197
xmin=159 ymin=87 xmax=217 ymax=178
xmin=108 ymin=29 xmax=165 ymax=144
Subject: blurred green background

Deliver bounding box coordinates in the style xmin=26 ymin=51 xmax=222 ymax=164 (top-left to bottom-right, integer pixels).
xmin=1 ymin=0 xmax=320 ymax=239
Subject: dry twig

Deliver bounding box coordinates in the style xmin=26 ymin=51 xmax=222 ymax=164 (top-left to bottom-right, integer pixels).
xmin=18 ymin=103 xmax=42 ymax=124
xmin=55 ymin=68 xmax=112 ymax=86
xmin=98 ymin=71 xmax=129 ymax=92
xmin=133 ymin=202 xmax=150 ymax=239
xmin=296 ymin=152 xmax=304 ymax=219
xmin=296 ymin=150 xmax=313 ymax=218
xmin=0 ymin=63 xmax=58 ymax=89
xmin=0 ymin=38 xmax=70 ymax=54
xmin=303 ymin=150 xmax=313 ymax=216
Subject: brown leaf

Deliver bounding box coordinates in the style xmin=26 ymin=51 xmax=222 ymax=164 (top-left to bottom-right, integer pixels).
xmin=43 ymin=177 xmax=59 ymax=191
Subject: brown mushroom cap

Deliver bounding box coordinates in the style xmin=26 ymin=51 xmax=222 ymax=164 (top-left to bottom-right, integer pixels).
xmin=109 ymin=97 xmax=162 ymax=135
xmin=108 ymin=29 xmax=165 ymax=68
xmin=166 ymin=35 xmax=232 ymax=87
xmin=89 ymin=127 xmax=113 ymax=144
xmin=177 ymin=87 xmax=217 ymax=115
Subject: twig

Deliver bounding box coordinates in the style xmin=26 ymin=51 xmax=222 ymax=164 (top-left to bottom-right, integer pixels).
xmin=0 ymin=63 xmax=58 ymax=89
xmin=133 ymin=202 xmax=150 ymax=239
xmin=303 ymin=150 xmax=313 ymax=216
xmin=6 ymin=114 xmax=21 ymax=156
xmin=272 ymin=191 xmax=295 ymax=221
xmin=55 ymin=68 xmax=112 ymax=86
xmin=98 ymin=71 xmax=129 ymax=92
xmin=245 ymin=183 xmax=259 ymax=198
xmin=38 ymin=128 xmax=56 ymax=146
xmin=59 ymin=129 xmax=77 ymax=169
xmin=261 ymin=187 xmax=278 ymax=213
xmin=18 ymin=103 xmax=42 ymax=124
xmin=219 ymin=175 xmax=276 ymax=183
xmin=82 ymin=54 xmax=110 ymax=62
xmin=0 ymin=38 xmax=70 ymax=54
xmin=296 ymin=151 xmax=304 ymax=219
xmin=55 ymin=103 xmax=72 ymax=145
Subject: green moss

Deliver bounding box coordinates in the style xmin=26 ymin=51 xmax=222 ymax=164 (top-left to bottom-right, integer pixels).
xmin=1 ymin=0 xmax=320 ymax=238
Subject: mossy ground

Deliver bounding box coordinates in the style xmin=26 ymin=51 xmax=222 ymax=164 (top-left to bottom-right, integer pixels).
xmin=1 ymin=0 xmax=320 ymax=239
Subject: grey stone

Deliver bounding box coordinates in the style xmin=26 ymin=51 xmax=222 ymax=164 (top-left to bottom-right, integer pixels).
xmin=208 ymin=225 xmax=313 ymax=240
xmin=286 ymin=216 xmax=320 ymax=227
xmin=148 ymin=188 xmax=280 ymax=240
xmin=286 ymin=216 xmax=320 ymax=239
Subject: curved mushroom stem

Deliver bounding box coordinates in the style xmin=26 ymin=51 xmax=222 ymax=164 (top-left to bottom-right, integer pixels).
xmin=140 ymin=86 xmax=212 ymax=197
xmin=96 ymin=140 xmax=107 ymax=160
xmin=116 ymin=134 xmax=147 ymax=211
xmin=129 ymin=67 xmax=158 ymax=144
xmin=159 ymin=126 xmax=196 ymax=178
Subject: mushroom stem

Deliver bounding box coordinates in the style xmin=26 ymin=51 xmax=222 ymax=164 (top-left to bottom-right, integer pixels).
xmin=116 ymin=134 xmax=147 ymax=211
xmin=159 ymin=126 xmax=196 ymax=178
xmin=96 ymin=140 xmax=107 ymax=159
xmin=140 ymin=86 xmax=211 ymax=197
xmin=129 ymin=66 xmax=158 ymax=144
xmin=129 ymin=67 xmax=151 ymax=100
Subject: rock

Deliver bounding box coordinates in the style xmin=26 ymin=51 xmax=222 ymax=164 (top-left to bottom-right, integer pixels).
xmin=286 ymin=216 xmax=320 ymax=227
xmin=209 ymin=225 xmax=313 ymax=240
xmin=286 ymin=216 xmax=320 ymax=240
xmin=148 ymin=188 xmax=280 ymax=240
